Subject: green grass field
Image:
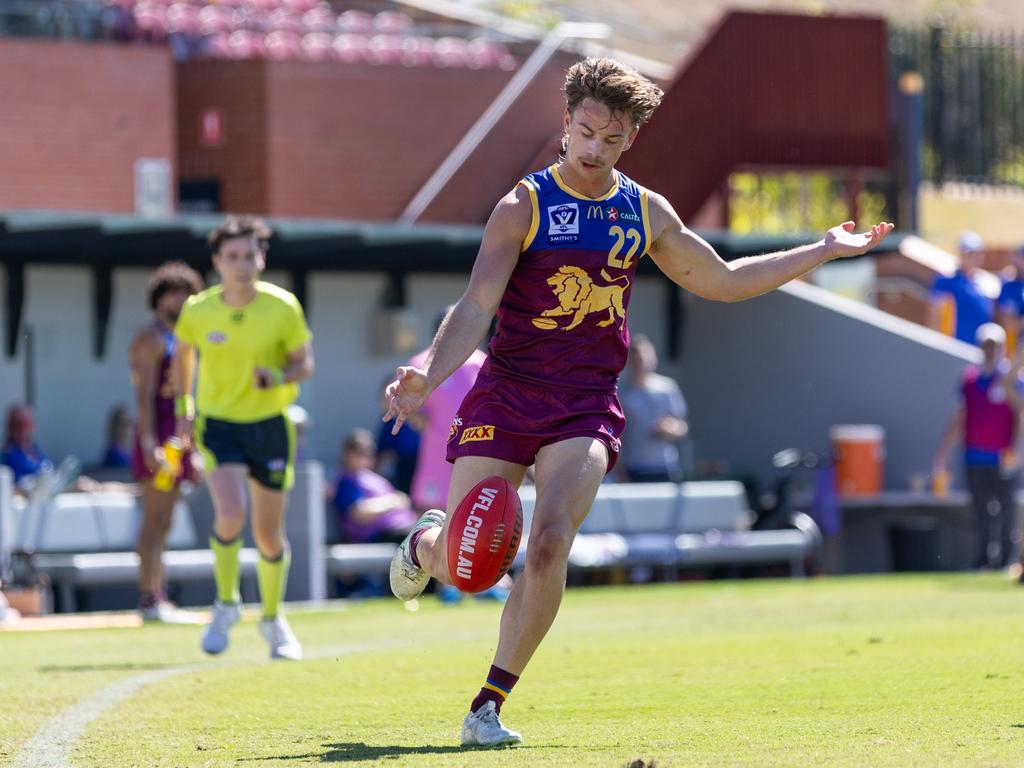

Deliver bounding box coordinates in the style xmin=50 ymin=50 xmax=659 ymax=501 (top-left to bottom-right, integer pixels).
xmin=2 ymin=574 xmax=1023 ymax=767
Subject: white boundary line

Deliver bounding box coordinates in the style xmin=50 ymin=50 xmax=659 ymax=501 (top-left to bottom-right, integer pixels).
xmin=11 ymin=638 xmax=424 ymax=768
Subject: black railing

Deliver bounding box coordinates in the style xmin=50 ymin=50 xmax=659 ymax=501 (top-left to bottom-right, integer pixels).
xmin=890 ymin=26 xmax=1024 ymax=187
xmin=0 ymin=0 xmax=111 ymax=42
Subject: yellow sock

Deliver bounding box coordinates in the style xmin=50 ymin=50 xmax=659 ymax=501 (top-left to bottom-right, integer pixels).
xmin=257 ymin=548 xmax=290 ymax=620
xmin=210 ymin=535 xmax=242 ymax=605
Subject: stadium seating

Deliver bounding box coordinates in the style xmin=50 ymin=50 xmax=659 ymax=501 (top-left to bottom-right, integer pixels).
xmin=0 ymin=0 xmax=519 ymax=67
xmin=0 ymin=466 xmax=820 ymax=613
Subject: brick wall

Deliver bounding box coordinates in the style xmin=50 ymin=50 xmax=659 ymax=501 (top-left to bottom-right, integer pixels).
xmin=178 ymin=57 xmax=571 ymax=223
xmin=0 ymin=39 xmax=175 ymax=213
xmin=177 ymin=59 xmax=268 ymax=213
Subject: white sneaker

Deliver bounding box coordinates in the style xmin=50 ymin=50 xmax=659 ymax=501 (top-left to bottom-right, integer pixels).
xmin=141 ymin=601 xmax=202 ymax=625
xmin=259 ymin=615 xmax=302 ymax=660
xmin=200 ymin=600 xmax=241 ymax=655
xmin=390 ymin=509 xmax=445 ymax=601
xmin=461 ymin=701 xmax=522 ymax=747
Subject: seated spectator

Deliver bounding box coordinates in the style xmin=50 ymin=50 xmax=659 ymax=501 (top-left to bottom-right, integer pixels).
xmin=2 ymin=404 xmax=53 ymax=490
xmin=331 ymin=429 xmax=418 ymax=545
xmin=376 ymin=377 xmax=420 ymax=494
xmin=100 ymin=403 xmax=134 ymax=469
xmin=619 ymin=335 xmax=689 ymax=483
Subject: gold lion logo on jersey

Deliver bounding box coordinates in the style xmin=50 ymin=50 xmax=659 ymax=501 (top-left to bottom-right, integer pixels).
xmin=531 ymin=266 xmax=630 ymax=332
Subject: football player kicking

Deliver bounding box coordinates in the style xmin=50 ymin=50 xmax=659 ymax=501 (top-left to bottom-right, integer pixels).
xmin=385 ymin=57 xmax=893 ymax=747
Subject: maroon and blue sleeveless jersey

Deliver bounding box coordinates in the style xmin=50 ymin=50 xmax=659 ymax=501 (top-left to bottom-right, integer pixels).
xmin=153 ymin=322 xmax=177 ymax=436
xmin=481 ymin=165 xmax=652 ymax=393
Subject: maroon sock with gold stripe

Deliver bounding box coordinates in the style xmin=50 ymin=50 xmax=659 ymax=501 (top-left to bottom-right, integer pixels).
xmin=469 ymin=665 xmax=519 ymax=714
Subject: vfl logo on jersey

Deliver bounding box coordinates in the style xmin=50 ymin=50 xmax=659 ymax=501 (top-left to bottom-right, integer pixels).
xmin=207 ymin=331 xmax=227 ymax=344
xmin=448 ymin=415 xmax=463 ymax=444
xmin=459 ymin=425 xmax=495 ymax=445
xmin=547 ymin=203 xmax=579 ymax=243
xmin=531 ymin=267 xmax=630 ymax=332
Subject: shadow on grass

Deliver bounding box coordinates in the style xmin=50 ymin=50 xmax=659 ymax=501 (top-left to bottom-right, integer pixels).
xmin=38 ymin=662 xmax=181 ymax=673
xmin=243 ymin=742 xmax=544 ymax=762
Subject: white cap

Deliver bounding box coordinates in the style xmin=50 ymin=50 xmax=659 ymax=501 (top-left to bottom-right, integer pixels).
xmin=959 ymin=231 xmax=983 ymax=253
xmin=976 ymin=322 xmax=1006 ymax=345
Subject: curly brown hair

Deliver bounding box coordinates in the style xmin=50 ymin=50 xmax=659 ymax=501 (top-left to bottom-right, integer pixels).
xmin=146 ymin=261 xmax=205 ymax=310
xmin=564 ymin=57 xmax=664 ymax=129
xmin=206 ymin=214 xmax=273 ymax=256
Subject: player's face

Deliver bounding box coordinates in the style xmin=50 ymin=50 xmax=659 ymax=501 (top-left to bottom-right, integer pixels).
xmin=156 ymin=288 xmax=189 ymax=324
xmin=213 ymin=236 xmax=265 ymax=288
xmin=563 ymin=98 xmax=638 ymax=178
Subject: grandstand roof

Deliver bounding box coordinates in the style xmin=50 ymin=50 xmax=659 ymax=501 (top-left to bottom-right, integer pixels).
xmin=0 ymin=211 xmax=903 ymax=273
xmin=0 ymin=210 xmax=904 ymax=358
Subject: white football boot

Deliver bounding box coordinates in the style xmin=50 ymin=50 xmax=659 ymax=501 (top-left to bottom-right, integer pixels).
xmin=389 ymin=509 xmax=445 ymax=601
xmin=259 ymin=615 xmax=302 ymax=660
xmin=460 ymin=701 xmax=522 ymax=748
xmin=200 ymin=600 xmax=241 ymax=655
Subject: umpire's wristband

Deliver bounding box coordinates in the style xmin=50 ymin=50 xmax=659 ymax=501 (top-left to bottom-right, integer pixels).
xmin=174 ymin=394 xmax=195 ymax=421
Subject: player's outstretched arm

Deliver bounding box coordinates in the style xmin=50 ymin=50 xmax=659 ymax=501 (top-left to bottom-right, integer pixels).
xmin=645 ymin=191 xmax=893 ymax=302
xmin=384 ymin=185 xmax=531 ymax=434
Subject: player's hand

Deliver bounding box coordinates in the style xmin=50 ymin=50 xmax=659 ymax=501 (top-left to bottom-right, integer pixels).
xmin=140 ymin=435 xmax=161 ymax=473
xmin=823 ymin=221 xmax=894 ymax=261
xmin=383 ymin=366 xmax=430 ymax=435
xmin=253 ymin=367 xmax=283 ymax=390
xmin=175 ymin=417 xmax=193 ymax=452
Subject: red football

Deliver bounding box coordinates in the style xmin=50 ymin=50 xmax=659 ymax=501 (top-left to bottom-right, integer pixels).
xmin=446 ymin=476 xmax=523 ymax=593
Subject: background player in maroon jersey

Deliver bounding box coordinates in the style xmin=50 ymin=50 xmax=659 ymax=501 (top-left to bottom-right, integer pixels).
xmin=128 ymin=261 xmax=204 ymax=622
xmin=385 ymin=57 xmax=893 ymax=747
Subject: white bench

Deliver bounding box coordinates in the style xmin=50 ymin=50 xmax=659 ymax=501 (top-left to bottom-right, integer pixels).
xmin=1 ymin=463 xmax=329 ymax=612
xmin=324 ymin=481 xmax=820 ymax=580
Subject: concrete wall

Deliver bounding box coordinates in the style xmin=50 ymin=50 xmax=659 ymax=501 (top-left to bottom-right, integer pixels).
xmin=669 ymin=279 xmax=978 ymax=492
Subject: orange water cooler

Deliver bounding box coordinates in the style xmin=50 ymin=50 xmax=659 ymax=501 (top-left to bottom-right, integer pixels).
xmin=830 ymin=424 xmax=885 ymax=496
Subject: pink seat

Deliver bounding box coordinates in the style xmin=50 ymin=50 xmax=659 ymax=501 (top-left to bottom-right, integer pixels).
xmin=432 ymin=37 xmax=469 ymax=68
xmin=198 ymin=5 xmax=233 ymax=35
xmin=228 ymin=28 xmax=266 ymax=58
xmin=269 ymin=8 xmax=303 ymax=34
xmin=337 ymin=9 xmax=372 ymax=34
xmin=467 ymin=37 xmax=506 ymax=68
xmin=132 ymin=2 xmax=168 ymax=40
xmin=265 ymin=30 xmax=301 ymax=59
xmin=282 ymin=0 xmax=317 ymax=11
xmin=368 ymin=34 xmax=403 ymax=65
xmin=302 ymin=5 xmax=335 ymax=32
xmin=300 ymin=31 xmax=333 ymax=61
xmin=332 ymin=33 xmax=370 ymax=64
xmin=233 ymin=6 xmax=269 ymax=32
xmin=373 ymin=11 xmax=412 ymax=34
xmin=203 ymin=31 xmax=232 ymax=57
xmin=165 ymin=2 xmax=200 ymax=35
xmin=401 ymin=35 xmax=433 ymax=67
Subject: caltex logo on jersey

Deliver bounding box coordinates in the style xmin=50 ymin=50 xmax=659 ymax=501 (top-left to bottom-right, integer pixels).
xmin=207 ymin=331 xmax=227 ymax=344
xmin=547 ymin=203 xmax=579 ymax=243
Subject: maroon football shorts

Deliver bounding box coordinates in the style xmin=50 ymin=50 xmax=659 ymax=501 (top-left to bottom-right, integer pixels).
xmin=446 ymin=373 xmax=624 ymax=471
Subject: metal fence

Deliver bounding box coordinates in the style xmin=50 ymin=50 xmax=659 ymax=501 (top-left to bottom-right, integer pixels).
xmin=0 ymin=0 xmax=110 ymax=42
xmin=890 ymin=26 xmax=1024 ymax=187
